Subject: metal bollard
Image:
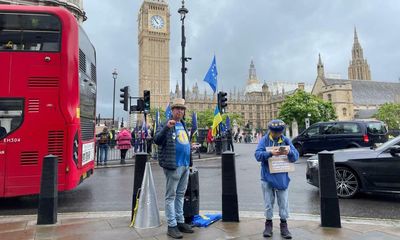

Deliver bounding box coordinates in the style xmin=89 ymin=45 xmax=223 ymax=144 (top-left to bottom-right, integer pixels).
xmin=37 ymin=155 xmax=58 ymax=225
xmin=221 ymin=151 xmax=239 ymax=222
xmin=318 ymin=151 xmax=341 ymax=228
xmin=131 ymin=152 xmax=148 ymax=221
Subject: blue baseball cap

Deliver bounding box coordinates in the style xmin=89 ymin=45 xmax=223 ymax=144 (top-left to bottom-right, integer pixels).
xmin=268 ymin=119 xmax=286 ymax=132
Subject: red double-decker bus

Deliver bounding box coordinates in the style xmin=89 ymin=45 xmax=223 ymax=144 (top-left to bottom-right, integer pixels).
xmin=0 ymin=5 xmax=96 ymax=197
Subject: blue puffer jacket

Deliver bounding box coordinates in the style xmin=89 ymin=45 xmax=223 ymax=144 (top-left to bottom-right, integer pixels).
xmin=254 ymin=132 xmax=299 ymax=190
xmin=154 ymin=120 xmax=189 ymax=170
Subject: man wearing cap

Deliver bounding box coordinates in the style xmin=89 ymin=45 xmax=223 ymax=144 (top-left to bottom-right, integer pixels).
xmin=254 ymin=119 xmax=299 ymax=239
xmin=154 ymin=98 xmax=194 ymax=239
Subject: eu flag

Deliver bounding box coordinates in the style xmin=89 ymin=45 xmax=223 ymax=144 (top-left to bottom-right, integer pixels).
xmin=203 ymin=56 xmax=218 ymax=93
xmin=226 ymin=116 xmax=231 ymax=130
xmin=165 ymin=103 xmax=172 ymax=120
xmin=190 ymin=111 xmax=198 ymax=140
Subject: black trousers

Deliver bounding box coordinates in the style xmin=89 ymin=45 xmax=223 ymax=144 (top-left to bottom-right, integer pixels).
xmin=228 ymin=140 xmax=234 ymax=152
xmin=120 ymin=149 xmax=128 ymax=160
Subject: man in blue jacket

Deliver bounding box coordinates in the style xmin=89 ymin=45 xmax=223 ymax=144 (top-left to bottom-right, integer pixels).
xmin=154 ymin=98 xmax=194 ymax=239
xmin=255 ymin=119 xmax=299 ymax=239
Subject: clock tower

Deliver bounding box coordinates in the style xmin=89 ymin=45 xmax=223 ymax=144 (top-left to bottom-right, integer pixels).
xmin=138 ymin=0 xmax=170 ymax=109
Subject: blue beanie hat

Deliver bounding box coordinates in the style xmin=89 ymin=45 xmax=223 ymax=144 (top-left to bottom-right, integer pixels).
xmin=268 ymin=119 xmax=286 ymax=132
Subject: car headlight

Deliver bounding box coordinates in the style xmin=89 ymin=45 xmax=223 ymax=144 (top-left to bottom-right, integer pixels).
xmin=307 ymin=159 xmax=319 ymax=168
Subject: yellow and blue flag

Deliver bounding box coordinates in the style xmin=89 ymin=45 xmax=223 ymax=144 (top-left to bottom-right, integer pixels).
xmin=203 ymin=55 xmax=218 ymax=93
xmin=212 ymin=105 xmax=222 ymax=136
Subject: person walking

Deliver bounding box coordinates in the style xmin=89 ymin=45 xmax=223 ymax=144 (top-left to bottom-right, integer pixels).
xmin=97 ymin=127 xmax=110 ymax=165
xmin=226 ymin=129 xmax=234 ymax=152
xmin=254 ymin=119 xmax=299 ymax=239
xmin=116 ymin=127 xmax=132 ymax=164
xmin=154 ymin=98 xmax=194 ymax=239
xmin=206 ymin=126 xmax=214 ymax=153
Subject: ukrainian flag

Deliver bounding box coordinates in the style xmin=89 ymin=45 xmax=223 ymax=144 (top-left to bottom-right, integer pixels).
xmin=212 ymin=105 xmax=222 ymax=136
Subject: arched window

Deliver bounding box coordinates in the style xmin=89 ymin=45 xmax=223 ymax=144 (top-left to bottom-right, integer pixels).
xmin=327 ymin=94 xmax=332 ymax=102
xmin=343 ymin=108 xmax=347 ymax=116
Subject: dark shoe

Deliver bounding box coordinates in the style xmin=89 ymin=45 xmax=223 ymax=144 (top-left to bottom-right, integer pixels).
xmin=263 ymin=219 xmax=273 ymax=237
xmin=167 ymin=226 xmax=183 ymax=239
xmin=120 ymin=160 xmax=126 ymax=164
xmin=280 ymin=222 xmax=292 ymax=239
xmin=177 ymin=222 xmax=194 ymax=233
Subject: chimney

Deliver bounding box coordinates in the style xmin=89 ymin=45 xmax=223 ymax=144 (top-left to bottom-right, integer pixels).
xmin=298 ymin=82 xmax=305 ymax=91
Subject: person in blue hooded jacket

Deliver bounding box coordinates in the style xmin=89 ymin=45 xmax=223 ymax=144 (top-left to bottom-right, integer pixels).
xmin=254 ymin=119 xmax=299 ymax=239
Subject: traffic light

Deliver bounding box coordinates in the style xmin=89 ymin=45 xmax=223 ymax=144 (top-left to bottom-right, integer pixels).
xmin=218 ymin=91 xmax=228 ymax=114
xmin=136 ymin=98 xmax=144 ymax=112
xmin=143 ymin=90 xmax=150 ymax=113
xmin=119 ymin=86 xmax=129 ymax=111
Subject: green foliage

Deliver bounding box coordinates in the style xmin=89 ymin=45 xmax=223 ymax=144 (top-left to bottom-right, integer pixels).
xmin=196 ymin=109 xmax=214 ymax=128
xmin=373 ymin=103 xmax=400 ymax=129
xmin=278 ymin=90 xmax=337 ymax=129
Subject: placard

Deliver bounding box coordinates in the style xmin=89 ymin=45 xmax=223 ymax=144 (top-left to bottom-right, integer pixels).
xmin=266 ymin=146 xmax=295 ymax=173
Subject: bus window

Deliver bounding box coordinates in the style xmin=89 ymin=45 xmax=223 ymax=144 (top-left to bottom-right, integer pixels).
xmin=0 ymin=99 xmax=24 ymax=139
xmin=0 ymin=13 xmax=61 ymax=52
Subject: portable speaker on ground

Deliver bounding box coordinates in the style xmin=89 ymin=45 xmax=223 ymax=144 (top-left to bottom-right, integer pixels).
xmin=184 ymin=168 xmax=199 ymax=223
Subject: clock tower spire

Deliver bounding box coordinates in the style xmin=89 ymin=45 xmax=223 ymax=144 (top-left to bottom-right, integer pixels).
xmin=138 ymin=0 xmax=171 ymax=109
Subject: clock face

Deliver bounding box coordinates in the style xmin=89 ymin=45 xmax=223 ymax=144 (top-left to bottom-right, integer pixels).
xmin=151 ymin=15 xmax=164 ymax=30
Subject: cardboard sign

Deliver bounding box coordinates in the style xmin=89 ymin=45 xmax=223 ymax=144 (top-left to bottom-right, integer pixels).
xmin=266 ymin=146 xmax=295 ymax=173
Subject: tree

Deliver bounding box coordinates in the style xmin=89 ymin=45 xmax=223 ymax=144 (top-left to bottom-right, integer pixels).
xmin=278 ymin=90 xmax=337 ymax=129
xmin=373 ymin=103 xmax=400 ymax=130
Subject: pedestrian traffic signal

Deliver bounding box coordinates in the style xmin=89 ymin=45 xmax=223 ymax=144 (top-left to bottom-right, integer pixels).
xmin=218 ymin=91 xmax=228 ymax=114
xmin=143 ymin=90 xmax=150 ymax=113
xmin=120 ymin=86 xmax=129 ymax=111
xmin=137 ymin=98 xmax=144 ymax=112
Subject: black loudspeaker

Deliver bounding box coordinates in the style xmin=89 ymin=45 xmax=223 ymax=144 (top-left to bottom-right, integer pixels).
xmin=184 ymin=168 xmax=200 ymax=223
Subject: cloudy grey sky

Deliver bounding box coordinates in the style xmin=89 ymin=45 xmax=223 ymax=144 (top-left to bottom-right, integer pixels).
xmin=82 ymin=0 xmax=400 ymax=120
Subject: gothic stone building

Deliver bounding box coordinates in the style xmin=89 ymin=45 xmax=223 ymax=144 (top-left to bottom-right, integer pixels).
xmin=171 ymin=60 xmax=309 ymax=130
xmin=312 ymin=28 xmax=400 ymax=120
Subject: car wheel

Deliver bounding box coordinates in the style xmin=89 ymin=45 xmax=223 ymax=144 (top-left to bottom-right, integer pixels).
xmin=335 ymin=167 xmax=359 ymax=198
xmin=294 ymin=144 xmax=304 ymax=156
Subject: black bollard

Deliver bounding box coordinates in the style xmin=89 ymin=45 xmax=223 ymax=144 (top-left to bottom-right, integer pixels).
xmin=131 ymin=152 xmax=148 ymax=221
xmin=221 ymin=151 xmax=239 ymax=222
xmin=318 ymin=151 xmax=341 ymax=228
xmin=37 ymin=155 xmax=58 ymax=225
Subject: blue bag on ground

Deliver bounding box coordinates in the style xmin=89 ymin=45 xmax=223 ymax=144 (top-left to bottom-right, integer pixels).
xmin=192 ymin=213 xmax=222 ymax=227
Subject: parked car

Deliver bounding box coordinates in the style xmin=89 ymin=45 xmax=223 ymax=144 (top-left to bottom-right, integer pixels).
xmin=292 ymin=120 xmax=388 ymax=156
xmin=306 ymin=135 xmax=400 ymax=198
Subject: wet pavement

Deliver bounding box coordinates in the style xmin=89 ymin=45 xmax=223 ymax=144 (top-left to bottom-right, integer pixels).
xmin=1 ymin=212 xmax=400 ymax=240
xmin=1 ymin=144 xmax=400 ymax=220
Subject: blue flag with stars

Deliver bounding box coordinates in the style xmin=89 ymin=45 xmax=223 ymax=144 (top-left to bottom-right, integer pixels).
xmin=203 ymin=56 xmax=218 ymax=93
xmin=165 ymin=103 xmax=172 ymax=120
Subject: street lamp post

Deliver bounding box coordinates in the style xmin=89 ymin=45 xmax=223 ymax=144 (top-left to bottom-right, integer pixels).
xmin=178 ymin=0 xmax=190 ymax=99
xmin=112 ymin=69 xmax=118 ymax=127
xmin=305 ymin=113 xmax=311 ymax=129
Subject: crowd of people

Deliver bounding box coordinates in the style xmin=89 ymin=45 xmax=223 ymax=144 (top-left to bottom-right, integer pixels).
xmin=95 ymin=126 xmax=154 ymax=165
